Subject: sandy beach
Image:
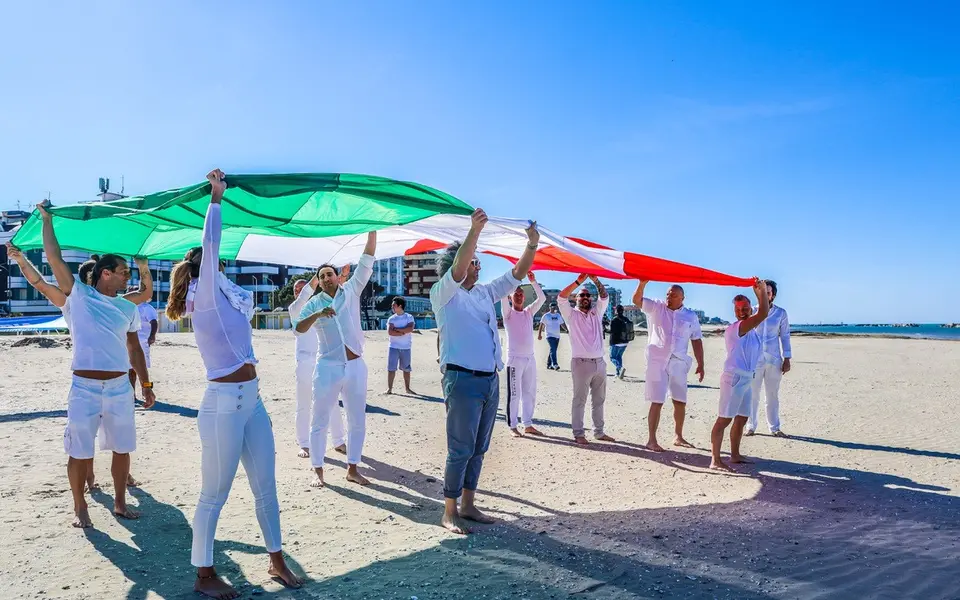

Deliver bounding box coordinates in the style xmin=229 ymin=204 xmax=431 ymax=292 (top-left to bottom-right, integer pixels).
xmin=0 ymin=330 xmax=958 ymax=600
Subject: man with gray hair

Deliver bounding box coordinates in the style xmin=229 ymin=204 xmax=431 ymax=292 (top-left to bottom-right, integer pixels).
xmin=431 ymin=208 xmax=539 ymax=535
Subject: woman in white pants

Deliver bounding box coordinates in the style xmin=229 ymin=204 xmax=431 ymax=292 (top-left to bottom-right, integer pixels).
xmin=166 ymin=170 xmax=301 ymax=599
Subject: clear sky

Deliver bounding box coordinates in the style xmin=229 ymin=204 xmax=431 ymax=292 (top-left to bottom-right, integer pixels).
xmin=1 ymin=1 xmax=957 ymax=323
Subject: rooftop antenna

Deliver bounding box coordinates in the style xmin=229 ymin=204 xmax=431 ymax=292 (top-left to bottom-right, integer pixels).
xmin=120 ymin=175 xmax=125 ymax=195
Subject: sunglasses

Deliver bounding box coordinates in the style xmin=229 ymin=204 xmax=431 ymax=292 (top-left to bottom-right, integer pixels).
xmin=471 ymin=259 xmax=481 ymax=267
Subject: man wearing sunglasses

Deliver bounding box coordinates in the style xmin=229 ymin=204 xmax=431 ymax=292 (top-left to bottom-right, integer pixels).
xmin=558 ymin=274 xmax=616 ymax=445
xmin=431 ymin=209 xmax=539 ymax=535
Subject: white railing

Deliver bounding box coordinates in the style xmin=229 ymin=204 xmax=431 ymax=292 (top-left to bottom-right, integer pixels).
xmin=240 ymin=265 xmax=280 ymax=275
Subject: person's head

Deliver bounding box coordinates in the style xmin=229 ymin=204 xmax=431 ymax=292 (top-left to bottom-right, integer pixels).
xmin=436 ymin=241 xmax=481 ymax=289
xmin=90 ymin=254 xmax=130 ymax=294
xmin=77 ymin=254 xmax=100 ymax=285
xmin=391 ymin=296 xmax=406 ymax=315
xmin=576 ymin=288 xmax=592 ymax=311
xmin=293 ymin=279 xmax=308 ymax=297
xmin=549 ymin=302 xmax=558 ymax=313
xmin=616 ymin=304 xmax=624 ymax=317
xmin=316 ymin=263 xmax=340 ymax=296
xmin=733 ymin=294 xmax=753 ymax=321
xmin=511 ymin=286 xmax=525 ymax=310
xmin=764 ymin=279 xmax=778 ymax=303
xmin=166 ymin=246 xmax=202 ymax=321
xmin=666 ymin=284 xmax=685 ymax=310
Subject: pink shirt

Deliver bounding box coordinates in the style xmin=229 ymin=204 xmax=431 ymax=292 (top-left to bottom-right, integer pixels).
xmin=558 ymin=294 xmax=609 ymax=359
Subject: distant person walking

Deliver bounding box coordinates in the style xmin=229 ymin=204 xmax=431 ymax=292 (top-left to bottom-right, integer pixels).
xmin=502 ymin=272 xmax=547 ymax=437
xmin=746 ymin=280 xmax=792 ymax=438
xmin=608 ymin=305 xmax=633 ymax=379
xmin=558 ymin=274 xmax=616 ymax=445
xmin=386 ymin=296 xmax=416 ymax=395
xmin=538 ymin=302 xmax=565 ymax=370
xmin=633 ymin=281 xmax=705 ymax=452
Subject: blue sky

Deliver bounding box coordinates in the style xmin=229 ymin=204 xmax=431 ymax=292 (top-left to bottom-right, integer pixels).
xmin=1 ymin=1 xmax=957 ymax=323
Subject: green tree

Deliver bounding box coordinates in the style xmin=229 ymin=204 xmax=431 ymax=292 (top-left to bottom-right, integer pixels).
xmin=273 ymin=273 xmax=313 ymax=310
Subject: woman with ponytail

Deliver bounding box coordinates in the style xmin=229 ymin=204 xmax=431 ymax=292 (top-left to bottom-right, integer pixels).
xmin=166 ymin=169 xmax=301 ymax=598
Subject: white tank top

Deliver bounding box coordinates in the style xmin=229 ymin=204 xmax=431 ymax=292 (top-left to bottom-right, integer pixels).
xmin=723 ymin=320 xmax=761 ymax=375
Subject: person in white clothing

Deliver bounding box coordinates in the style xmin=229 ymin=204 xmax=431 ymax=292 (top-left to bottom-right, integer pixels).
xmin=289 ymin=277 xmax=347 ymax=459
xmin=385 ymin=296 xmax=416 ymax=395
xmin=502 ymin=272 xmax=547 ymax=437
xmin=129 ymin=297 xmax=158 ymax=398
xmin=633 ymin=281 xmax=705 ymax=452
xmin=746 ymin=279 xmax=792 ymax=437
xmin=166 ymin=170 xmax=302 ymax=598
xmin=537 ymin=303 xmax=565 ymax=370
xmin=292 ymin=231 xmax=377 ymax=488
xmin=37 ymin=202 xmax=156 ymax=530
xmin=710 ymin=279 xmax=769 ymax=473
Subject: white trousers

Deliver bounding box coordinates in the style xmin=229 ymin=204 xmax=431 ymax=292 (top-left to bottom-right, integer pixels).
xmin=191 ymin=379 xmax=281 ymax=568
xmin=749 ymin=361 xmax=783 ymax=433
xmin=506 ymin=356 xmax=537 ymax=428
xmin=295 ymin=355 xmax=346 ymax=449
xmin=311 ymin=358 xmax=368 ymax=468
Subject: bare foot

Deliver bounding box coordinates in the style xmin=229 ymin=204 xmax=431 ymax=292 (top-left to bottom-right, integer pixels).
xmin=574 ymin=436 xmax=589 ymax=445
xmin=460 ymin=505 xmax=496 ymax=524
xmin=334 ymin=444 xmax=347 ymax=454
xmin=744 ymin=430 xmax=756 ymax=437
xmin=126 ymin=474 xmax=141 ymax=487
xmin=673 ymin=437 xmax=695 ymax=448
xmin=509 ymin=427 xmax=523 ymax=438
xmin=268 ymin=562 xmax=303 ymax=589
xmin=346 ymin=466 xmax=370 ymax=486
xmin=72 ymin=506 xmax=93 ymax=528
xmin=731 ymin=455 xmax=754 ymax=464
xmin=594 ymin=434 xmax=616 ymax=442
xmin=311 ymin=468 xmax=325 ymax=488
xmin=523 ymin=426 xmax=545 ymax=436
xmin=85 ymin=480 xmax=100 ymax=494
xmin=710 ymin=460 xmax=735 ymax=473
xmin=440 ymin=512 xmax=472 ymax=535
xmin=404 ymin=388 xmax=416 ymax=395
xmin=194 ymin=573 xmax=240 ymax=599
xmin=772 ymin=430 xmax=788 ymax=438
xmin=297 ymin=447 xmax=310 ymax=459
xmin=645 ymin=441 xmax=666 ymax=452
xmin=384 ymin=389 xmax=393 ymax=395
xmin=114 ymin=504 xmax=140 ymax=520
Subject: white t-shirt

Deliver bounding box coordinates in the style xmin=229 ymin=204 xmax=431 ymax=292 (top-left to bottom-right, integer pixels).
xmin=541 ymin=312 xmax=564 ymax=338
xmin=137 ymin=303 xmax=159 ymax=343
xmin=723 ymin=320 xmax=762 ymax=375
xmin=387 ymin=312 xmax=415 ymax=350
xmin=69 ymin=281 xmax=140 ymax=372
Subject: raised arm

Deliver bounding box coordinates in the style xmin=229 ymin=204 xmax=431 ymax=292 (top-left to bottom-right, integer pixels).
xmin=37 ymin=201 xmax=75 ymax=296
xmin=510 ymin=221 xmax=540 ymax=281
xmin=738 ymin=278 xmax=771 ymax=337
xmin=451 ymin=209 xmax=487 ymax=283
xmin=589 ymin=275 xmax=607 ymax=299
xmin=195 ymin=169 xmax=226 ymax=312
xmin=632 ymin=280 xmax=648 ymax=307
xmin=6 ymin=242 xmax=66 ymax=307
xmin=527 ymin=272 xmax=547 ymax=314
xmin=559 ymin=274 xmax=587 ymax=300
xmin=123 ymin=257 xmax=153 ymax=305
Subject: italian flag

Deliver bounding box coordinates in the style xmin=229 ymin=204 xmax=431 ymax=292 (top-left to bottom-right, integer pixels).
xmin=12 ymin=173 xmax=750 ymax=286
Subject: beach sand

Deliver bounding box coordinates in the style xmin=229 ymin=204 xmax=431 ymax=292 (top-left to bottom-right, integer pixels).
xmin=0 ymin=330 xmax=957 ymax=599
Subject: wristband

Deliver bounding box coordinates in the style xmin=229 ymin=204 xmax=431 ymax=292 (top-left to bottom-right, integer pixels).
xmin=141 ymin=382 xmax=154 ymax=389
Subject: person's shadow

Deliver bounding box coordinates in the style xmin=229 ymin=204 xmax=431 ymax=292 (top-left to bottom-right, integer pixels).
xmin=86 ymin=487 xmax=309 ymax=599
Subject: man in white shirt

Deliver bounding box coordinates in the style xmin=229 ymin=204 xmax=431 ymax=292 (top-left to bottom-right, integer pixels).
xmin=502 ymin=272 xmax=547 ymax=437
xmin=633 ymin=281 xmax=705 ymax=452
xmin=386 ymin=296 xmax=416 ymax=395
xmin=431 ymin=209 xmax=538 ymax=535
xmin=746 ymin=279 xmax=792 ymax=437
xmin=289 ymin=277 xmax=346 ymax=459
xmin=128 ymin=298 xmax=158 ymax=398
xmin=558 ymin=274 xmax=616 ymax=445
xmin=292 ymin=232 xmax=376 ymax=488
xmin=537 ymin=303 xmax=565 ymax=370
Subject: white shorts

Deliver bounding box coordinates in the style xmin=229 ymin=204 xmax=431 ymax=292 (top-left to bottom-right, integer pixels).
xmin=718 ymin=371 xmax=754 ymax=419
xmin=645 ymin=357 xmax=691 ymax=404
xmin=63 ymin=374 xmax=136 ymax=459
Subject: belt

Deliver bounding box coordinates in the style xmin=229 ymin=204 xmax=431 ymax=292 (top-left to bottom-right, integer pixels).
xmin=445 ymin=364 xmax=496 ymax=378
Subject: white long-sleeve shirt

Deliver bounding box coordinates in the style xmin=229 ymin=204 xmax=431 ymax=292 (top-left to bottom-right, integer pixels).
xmin=754 ymin=304 xmax=792 ymax=363
xmin=192 ymin=204 xmax=258 ymax=380
xmin=289 ymin=282 xmax=319 ymax=359
xmin=431 ymin=268 xmax=522 ymax=373
xmin=292 ymin=254 xmax=374 ymax=365
xmin=502 ymin=281 xmax=547 ymax=364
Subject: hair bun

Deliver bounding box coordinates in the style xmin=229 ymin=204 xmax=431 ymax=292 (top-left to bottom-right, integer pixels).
xmin=90 ymin=254 xmax=101 ymax=261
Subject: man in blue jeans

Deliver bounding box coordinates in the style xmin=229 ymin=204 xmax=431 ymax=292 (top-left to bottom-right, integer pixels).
xmin=538 ymin=303 xmax=565 ymax=370
xmin=430 ymin=208 xmax=539 ymax=535
xmin=608 ymin=304 xmax=633 ymax=379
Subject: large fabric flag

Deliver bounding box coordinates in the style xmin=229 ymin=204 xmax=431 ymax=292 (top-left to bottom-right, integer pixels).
xmin=11 ymin=173 xmax=474 ymax=259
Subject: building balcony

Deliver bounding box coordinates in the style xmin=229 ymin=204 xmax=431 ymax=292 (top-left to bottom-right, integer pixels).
xmin=288 ymin=267 xmax=312 ymax=276
xmin=9 ymin=299 xmax=58 ymax=314
xmin=224 ymin=266 xmax=241 ymax=275
xmin=242 ymin=284 xmax=279 ymax=292
xmin=240 ymin=265 xmax=280 ymax=275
